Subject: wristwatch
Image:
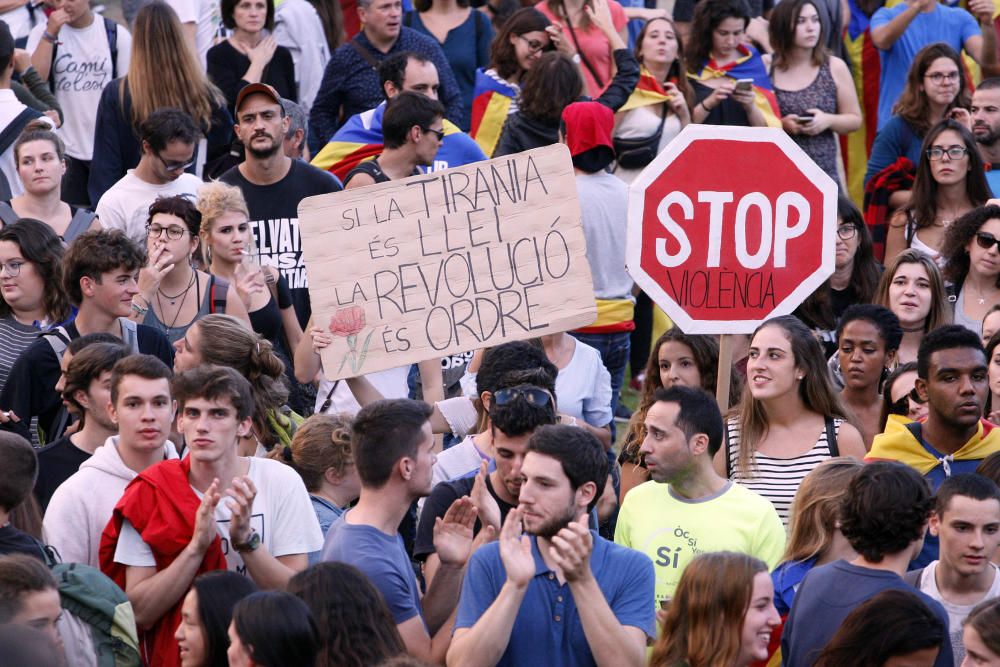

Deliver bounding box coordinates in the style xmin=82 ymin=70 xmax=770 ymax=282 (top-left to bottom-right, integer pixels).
xmin=233 ymin=531 xmax=261 ymax=553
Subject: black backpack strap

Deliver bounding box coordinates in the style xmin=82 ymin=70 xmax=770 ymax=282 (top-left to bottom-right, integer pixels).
xmin=63 ymin=208 xmax=96 ymax=242
xmin=825 ymin=417 xmax=840 ymax=457
xmin=724 ymin=419 xmax=734 ymax=478
xmin=0 ymin=107 xmax=42 ymax=155
xmin=104 ymin=17 xmax=118 ymax=81
xmin=0 ymin=201 xmax=18 ymax=227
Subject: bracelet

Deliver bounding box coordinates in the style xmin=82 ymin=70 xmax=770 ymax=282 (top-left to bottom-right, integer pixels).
xmin=134 ymin=294 xmax=151 ymax=309
xmin=130 ymin=299 xmax=148 ymax=316
xmin=699 ymin=99 xmax=712 ymax=113
xmin=42 ymin=31 xmax=58 ymax=44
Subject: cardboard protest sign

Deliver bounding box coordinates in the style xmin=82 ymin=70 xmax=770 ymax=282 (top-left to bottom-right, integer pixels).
xmin=298 ymin=143 xmax=597 ymax=381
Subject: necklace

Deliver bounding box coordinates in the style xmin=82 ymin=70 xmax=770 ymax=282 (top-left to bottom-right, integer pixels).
xmin=969 ymin=281 xmax=996 ymax=306
xmin=155 ymin=270 xmax=199 ymax=332
xmin=157 ymin=269 xmax=196 ymax=305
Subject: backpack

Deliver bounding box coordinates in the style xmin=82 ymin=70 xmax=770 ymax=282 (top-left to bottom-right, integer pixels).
xmin=50 ymin=17 xmax=119 ymax=93
xmin=207 ymin=274 xmax=229 ymax=314
xmin=51 ymin=562 xmax=141 ymax=667
xmin=0 ymin=201 xmax=97 ymax=241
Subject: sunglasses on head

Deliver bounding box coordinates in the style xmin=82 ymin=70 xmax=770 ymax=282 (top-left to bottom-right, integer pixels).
xmin=493 ymin=385 xmax=554 ymax=408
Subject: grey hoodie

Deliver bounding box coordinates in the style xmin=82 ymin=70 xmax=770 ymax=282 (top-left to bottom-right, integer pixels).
xmin=42 ymin=435 xmax=178 ymax=568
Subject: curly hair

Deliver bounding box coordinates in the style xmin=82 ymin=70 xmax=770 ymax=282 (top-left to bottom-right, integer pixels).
xmin=192 ymin=315 xmax=289 ymax=448
xmin=836 ymin=304 xmax=904 ymax=353
xmin=942 ymin=204 xmax=1000 ymax=287
xmin=0 ymin=218 xmax=71 ymax=323
xmin=839 ymin=462 xmax=933 ymax=562
xmin=269 ymin=413 xmax=354 ymax=492
xmin=62 ymin=230 xmax=146 ymax=306
xmin=288 ymin=562 xmax=405 ymax=667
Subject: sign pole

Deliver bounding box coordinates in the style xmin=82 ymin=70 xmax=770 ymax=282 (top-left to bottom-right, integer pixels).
xmin=716 ymin=334 xmax=734 ymax=413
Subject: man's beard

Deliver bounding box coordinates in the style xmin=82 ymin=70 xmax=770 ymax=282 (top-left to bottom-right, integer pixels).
xmin=526 ymin=503 xmax=578 ymax=539
xmin=246 ymin=134 xmax=281 ymax=159
xmin=976 ymin=125 xmax=1000 ymax=147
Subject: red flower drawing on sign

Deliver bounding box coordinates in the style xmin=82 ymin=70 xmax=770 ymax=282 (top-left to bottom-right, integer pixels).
xmin=329 ymin=306 xmax=374 ymax=374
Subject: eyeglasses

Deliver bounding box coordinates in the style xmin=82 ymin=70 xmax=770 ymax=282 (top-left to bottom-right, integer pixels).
xmin=493 ymin=385 xmax=554 ymax=409
xmin=155 ymin=152 xmax=195 ymax=173
xmin=0 ymin=260 xmax=24 ymax=277
xmin=925 ymin=71 xmax=960 ymax=84
xmin=977 ymin=232 xmax=1000 ymax=251
xmin=517 ymin=34 xmax=547 ymax=54
xmin=926 ymin=146 xmax=969 ymax=161
xmin=421 ymin=126 xmax=445 ymax=141
xmin=146 ymin=223 xmax=189 ymax=240
xmin=836 ymin=225 xmax=857 ymax=240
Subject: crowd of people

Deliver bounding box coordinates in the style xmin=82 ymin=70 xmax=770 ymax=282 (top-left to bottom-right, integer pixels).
xmin=0 ymin=0 xmax=1000 ymax=664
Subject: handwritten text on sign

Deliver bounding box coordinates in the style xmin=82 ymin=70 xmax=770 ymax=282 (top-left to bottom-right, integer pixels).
xmin=298 ymin=144 xmax=597 ymax=381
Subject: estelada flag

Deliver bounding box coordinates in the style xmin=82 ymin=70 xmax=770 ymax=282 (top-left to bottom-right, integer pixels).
xmin=618 ymin=66 xmax=672 ymax=113
xmin=841 ymin=0 xmax=882 ymax=206
xmin=311 ymin=103 xmax=486 ymax=181
xmin=469 ymin=69 xmax=519 ymax=157
xmin=688 ymin=44 xmax=782 ymax=128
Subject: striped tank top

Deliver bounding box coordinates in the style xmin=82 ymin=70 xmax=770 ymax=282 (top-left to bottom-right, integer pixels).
xmin=724 ymin=417 xmax=842 ymax=525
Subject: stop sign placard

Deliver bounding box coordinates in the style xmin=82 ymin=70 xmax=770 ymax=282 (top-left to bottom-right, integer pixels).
xmin=626 ymin=125 xmax=838 ymax=335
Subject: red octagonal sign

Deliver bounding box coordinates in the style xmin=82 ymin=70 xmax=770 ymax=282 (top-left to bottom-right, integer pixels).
xmin=627 ymin=125 xmax=838 ymax=334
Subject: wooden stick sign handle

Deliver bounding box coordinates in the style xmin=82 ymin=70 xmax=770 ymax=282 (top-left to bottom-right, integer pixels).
xmin=716 ymin=334 xmax=734 ymax=412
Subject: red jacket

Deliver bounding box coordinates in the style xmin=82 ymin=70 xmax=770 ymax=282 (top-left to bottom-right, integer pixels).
xmin=100 ymin=457 xmax=227 ymax=667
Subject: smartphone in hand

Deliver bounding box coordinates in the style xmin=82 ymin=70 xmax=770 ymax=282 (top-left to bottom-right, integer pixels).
xmin=734 ymin=78 xmax=753 ymax=93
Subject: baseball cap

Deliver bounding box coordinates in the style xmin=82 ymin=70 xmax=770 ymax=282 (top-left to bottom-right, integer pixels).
xmin=235 ymin=83 xmax=282 ymax=113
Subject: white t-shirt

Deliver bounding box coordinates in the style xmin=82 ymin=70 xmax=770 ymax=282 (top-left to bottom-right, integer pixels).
xmin=26 ymin=17 xmax=132 ymax=161
xmin=114 ymin=457 xmax=323 ymax=574
xmin=1 ymin=5 xmax=34 ymax=41
xmin=919 ymin=560 xmax=1000 ymax=665
xmin=164 ymin=0 xmax=221 ymax=69
xmin=314 ymin=364 xmax=409 ymax=416
xmin=555 ymin=339 xmax=613 ymax=427
xmin=97 ymin=171 xmax=203 ymax=244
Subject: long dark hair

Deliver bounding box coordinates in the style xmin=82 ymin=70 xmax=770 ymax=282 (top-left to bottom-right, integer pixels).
xmin=687 ymin=0 xmax=751 ymax=71
xmin=232 ymin=592 xmax=320 ymax=667
xmin=288 ymin=563 xmax=406 ymax=667
xmin=489 ymin=8 xmax=552 ymax=81
xmin=769 ymin=0 xmax=828 ymax=67
xmin=942 ymin=204 xmax=1000 ymax=287
xmin=635 ymin=17 xmax=693 ymax=107
xmin=0 ymin=218 xmax=71 ymax=324
xmin=306 ymin=0 xmax=344 ymax=51
xmin=895 ymin=43 xmax=970 ymax=136
xmin=905 ymin=119 xmax=989 ymax=232
xmin=191 ymin=571 xmax=257 ymax=667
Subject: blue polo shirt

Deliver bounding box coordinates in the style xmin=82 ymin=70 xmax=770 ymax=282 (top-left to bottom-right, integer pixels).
xmin=455 ymin=531 xmax=655 ymax=667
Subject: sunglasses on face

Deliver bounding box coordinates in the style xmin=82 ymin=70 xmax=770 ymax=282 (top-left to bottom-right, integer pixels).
xmin=976 ymin=232 xmax=1000 ymax=252
xmin=888 ymin=388 xmax=926 ymax=416
xmin=493 ymin=385 xmax=554 ymax=408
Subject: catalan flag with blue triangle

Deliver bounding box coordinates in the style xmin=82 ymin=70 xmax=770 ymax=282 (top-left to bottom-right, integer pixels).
xmin=469 ymin=69 xmax=519 ymax=157
xmin=688 ymin=44 xmax=781 ymax=128
xmin=311 ymin=102 xmax=486 ymax=181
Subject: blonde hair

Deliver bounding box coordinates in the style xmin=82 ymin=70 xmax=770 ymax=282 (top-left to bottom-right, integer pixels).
xmin=124 ymin=2 xmax=224 ymax=133
xmin=781 ymin=458 xmax=864 ymax=564
xmin=874 ymin=249 xmax=951 ymax=334
xmin=269 ymin=413 xmax=354 ymax=492
xmin=197 ymin=181 xmax=252 ymax=265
